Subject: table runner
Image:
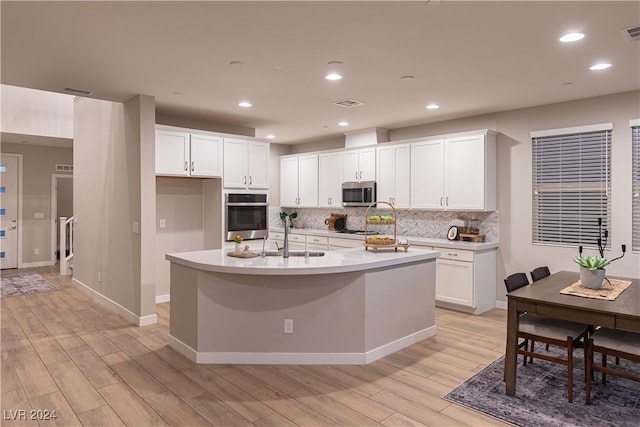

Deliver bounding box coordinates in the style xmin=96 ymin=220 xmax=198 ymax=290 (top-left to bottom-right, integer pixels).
xmin=560 ymin=278 xmax=632 ymax=301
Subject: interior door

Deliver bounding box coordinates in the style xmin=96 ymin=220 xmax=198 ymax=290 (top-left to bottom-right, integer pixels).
xmin=0 ymin=155 xmax=19 ymax=269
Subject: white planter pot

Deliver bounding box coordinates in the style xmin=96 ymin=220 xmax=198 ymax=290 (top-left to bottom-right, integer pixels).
xmin=580 ymin=267 xmax=606 ymax=290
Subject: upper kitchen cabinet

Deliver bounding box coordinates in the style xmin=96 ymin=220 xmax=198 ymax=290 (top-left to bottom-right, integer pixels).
xmin=411 ymin=130 xmax=497 ymax=211
xmin=156 ymin=129 xmax=222 ymax=177
xmin=318 ymin=151 xmax=343 ymax=207
xmin=343 ymin=147 xmax=375 ymax=182
xmin=376 ymin=143 xmax=410 ymax=208
xmin=223 ymin=139 xmax=269 ymax=189
xmin=280 ymin=154 xmax=318 ymax=207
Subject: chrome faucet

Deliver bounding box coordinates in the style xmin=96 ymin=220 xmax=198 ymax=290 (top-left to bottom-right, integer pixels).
xmin=283 ymin=216 xmax=290 ymax=258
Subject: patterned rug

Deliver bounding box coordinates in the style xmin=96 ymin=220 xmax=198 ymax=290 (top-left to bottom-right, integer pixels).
xmin=0 ymin=273 xmax=58 ymax=297
xmin=444 ymin=345 xmax=640 ymax=427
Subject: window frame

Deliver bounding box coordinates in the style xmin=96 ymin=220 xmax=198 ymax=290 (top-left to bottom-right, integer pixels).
xmin=531 ymin=123 xmax=613 ymax=249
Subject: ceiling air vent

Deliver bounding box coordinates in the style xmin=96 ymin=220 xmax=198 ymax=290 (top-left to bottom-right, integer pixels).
xmin=334 ymin=99 xmax=364 ymax=108
xmin=56 ymin=164 xmax=73 ymax=172
xmin=64 ymin=87 xmax=93 ymax=96
xmin=622 ymin=25 xmax=640 ymax=42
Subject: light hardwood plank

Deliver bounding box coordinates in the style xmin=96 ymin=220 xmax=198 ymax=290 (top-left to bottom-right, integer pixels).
xmin=369 ymin=390 xmax=467 ymax=427
xmin=133 ymin=352 xmax=204 ymax=399
xmin=65 ymin=345 xmax=121 ymax=389
xmin=76 ymin=405 xmax=126 ymax=427
xmin=47 ymin=360 xmax=106 ymax=413
xmin=183 ymin=393 xmax=254 ymax=427
xmin=0 ymin=387 xmax=38 ymax=427
xmin=144 ymin=391 xmax=213 ymax=426
xmin=12 ymin=351 xmax=58 ymax=398
xmin=98 ymin=383 xmax=168 ymax=426
xmin=29 ymin=390 xmax=83 ymax=427
xmin=381 ymin=413 xmax=428 ymax=427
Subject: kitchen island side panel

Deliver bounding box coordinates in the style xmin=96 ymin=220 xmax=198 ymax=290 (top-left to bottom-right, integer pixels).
xmin=196 ymin=271 xmax=367 ymax=353
xmin=169 ymin=264 xmax=199 ymax=349
xmin=364 ymin=260 xmax=436 ymax=352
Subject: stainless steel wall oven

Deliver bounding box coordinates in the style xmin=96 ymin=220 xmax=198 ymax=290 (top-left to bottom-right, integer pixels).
xmin=225 ymin=193 xmax=268 ymax=241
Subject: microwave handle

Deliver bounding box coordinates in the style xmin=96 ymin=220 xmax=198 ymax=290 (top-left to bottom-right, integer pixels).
xmin=225 ymin=202 xmax=269 ymax=207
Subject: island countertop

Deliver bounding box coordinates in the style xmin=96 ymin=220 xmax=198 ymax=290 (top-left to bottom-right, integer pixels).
xmin=166 ymin=247 xmax=439 ymax=276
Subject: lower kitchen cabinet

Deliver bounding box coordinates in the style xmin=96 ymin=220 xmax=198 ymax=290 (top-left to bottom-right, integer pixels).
xmin=433 ymin=246 xmax=496 ymax=314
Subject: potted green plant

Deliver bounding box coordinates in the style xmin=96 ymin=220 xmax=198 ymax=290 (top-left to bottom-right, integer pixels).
xmin=279 ymin=211 xmax=297 ymax=228
xmin=573 ymin=255 xmax=610 ymax=289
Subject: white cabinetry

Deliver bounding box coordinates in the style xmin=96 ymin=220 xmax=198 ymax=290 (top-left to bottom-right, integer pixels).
xmin=376 ymin=144 xmax=410 ymax=208
xmin=411 ymin=131 xmax=496 ymax=211
xmin=343 ymin=147 xmax=375 ymax=182
xmin=318 ymin=152 xmax=344 ymax=207
xmin=156 ymin=130 xmax=222 ymax=177
xmin=434 ymin=247 xmax=496 ymax=314
xmin=280 ymin=154 xmax=318 ymax=208
xmin=223 ymin=139 xmax=269 ymax=189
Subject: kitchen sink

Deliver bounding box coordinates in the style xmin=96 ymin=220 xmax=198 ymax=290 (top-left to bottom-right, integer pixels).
xmin=262 ymin=250 xmax=325 ymax=257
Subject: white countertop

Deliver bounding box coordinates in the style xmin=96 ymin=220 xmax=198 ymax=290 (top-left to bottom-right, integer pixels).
xmin=270 ymin=227 xmax=499 ymax=251
xmin=166 ymin=247 xmax=439 ymax=276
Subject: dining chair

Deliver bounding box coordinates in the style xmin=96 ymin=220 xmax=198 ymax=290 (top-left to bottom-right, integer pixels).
xmin=585 ymin=328 xmax=640 ymax=404
xmin=530 ymin=266 xmax=551 ymax=282
xmin=504 ymin=272 xmax=590 ymax=402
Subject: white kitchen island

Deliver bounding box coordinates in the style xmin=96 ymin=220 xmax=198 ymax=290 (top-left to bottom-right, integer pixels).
xmin=165 ymin=247 xmax=439 ymax=364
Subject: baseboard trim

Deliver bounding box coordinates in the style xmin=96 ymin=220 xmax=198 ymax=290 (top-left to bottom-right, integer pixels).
xmin=20 ymin=260 xmax=53 ymax=268
xmin=168 ymin=325 xmax=437 ymax=365
xmin=155 ymin=294 xmax=170 ymax=304
xmin=495 ymin=300 xmax=507 ymax=310
xmin=72 ymin=278 xmax=157 ymax=326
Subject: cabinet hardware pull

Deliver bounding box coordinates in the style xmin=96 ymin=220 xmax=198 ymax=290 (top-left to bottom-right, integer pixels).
xmin=446 ymin=197 xmax=449 ymax=206
xmin=448 ymin=252 xmax=458 ymax=256
xmin=440 ymin=197 xmax=443 ymax=206
xmin=191 ymin=161 xmax=194 ymax=172
xmin=355 ymin=171 xmax=358 ymax=180
xmin=359 ymin=171 xmax=362 ymax=179
xmin=184 ymin=161 xmax=188 ymax=171
xmin=244 ymin=176 xmax=247 ymax=185
xmin=249 ymin=176 xmax=252 ymax=185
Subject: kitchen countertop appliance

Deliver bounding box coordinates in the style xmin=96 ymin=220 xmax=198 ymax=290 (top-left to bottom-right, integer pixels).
xmin=324 ymin=213 xmax=347 ymax=231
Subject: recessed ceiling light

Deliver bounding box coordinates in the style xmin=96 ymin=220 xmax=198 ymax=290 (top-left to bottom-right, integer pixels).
xmin=559 ymin=32 xmax=584 ymax=43
xmin=238 ymin=101 xmax=252 ymax=108
xmin=266 ymin=134 xmax=275 ymax=140
xmin=325 ymin=61 xmax=343 ymax=81
xmin=338 ymin=121 xmax=349 ymax=126
xmin=172 ymin=91 xmax=182 ymax=95
xmin=426 ymin=103 xmax=440 ymax=110
xmin=229 ymin=60 xmax=245 ymax=67
xmin=400 ymin=75 xmax=415 ymax=81
xmin=561 ymin=82 xmax=573 ymax=86
xmin=589 ymin=63 xmax=612 ymax=71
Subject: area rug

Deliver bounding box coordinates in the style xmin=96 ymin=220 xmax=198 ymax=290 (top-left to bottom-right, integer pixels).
xmin=0 ymin=273 xmax=58 ymax=298
xmin=444 ymin=346 xmax=640 ymax=427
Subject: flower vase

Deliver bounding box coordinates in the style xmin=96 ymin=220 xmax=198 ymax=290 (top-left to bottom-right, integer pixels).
xmin=234 ymin=243 xmax=241 ymax=253
xmin=580 ymin=267 xmax=606 ymax=290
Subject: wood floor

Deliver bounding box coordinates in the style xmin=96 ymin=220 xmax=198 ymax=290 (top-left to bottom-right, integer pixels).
xmin=1 ymin=265 xmax=510 ymax=426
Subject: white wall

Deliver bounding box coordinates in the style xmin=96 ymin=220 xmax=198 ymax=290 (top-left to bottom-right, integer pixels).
xmin=1 ymin=85 xmax=73 ymax=138
xmin=73 ymin=95 xmax=156 ymax=322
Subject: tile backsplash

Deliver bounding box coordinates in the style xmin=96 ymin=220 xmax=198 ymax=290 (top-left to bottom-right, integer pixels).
xmin=270 ymin=206 xmax=499 ymax=242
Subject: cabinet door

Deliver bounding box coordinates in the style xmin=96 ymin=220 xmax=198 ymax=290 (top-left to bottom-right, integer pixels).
xmin=297 ymin=154 xmax=318 ymax=207
xmin=435 ymin=258 xmax=474 ymax=307
xmin=411 ymin=140 xmax=444 ymax=208
xmin=376 ymin=145 xmax=395 ymax=206
xmin=280 ymin=156 xmax=299 ymax=207
xmin=248 ymin=141 xmax=269 ymax=189
xmin=358 ymin=147 xmax=376 ymax=181
xmin=190 ymin=134 xmax=223 ymax=177
xmin=156 ymin=130 xmax=189 ymax=176
xmin=223 ymin=139 xmax=249 ymax=188
xmin=318 ymin=152 xmax=343 ymax=207
xmin=393 ymin=144 xmax=411 ymax=208
xmin=445 ymin=135 xmax=485 ymax=210
xmin=343 ymin=150 xmax=360 ymax=182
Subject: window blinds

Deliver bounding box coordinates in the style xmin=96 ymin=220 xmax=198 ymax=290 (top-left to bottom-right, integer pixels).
xmin=633 ymin=125 xmax=640 ymax=251
xmin=532 ymin=128 xmax=611 ymax=247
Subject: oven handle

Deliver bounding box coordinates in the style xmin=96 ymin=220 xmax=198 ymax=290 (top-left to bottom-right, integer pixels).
xmin=225 ymin=202 xmax=269 ymax=207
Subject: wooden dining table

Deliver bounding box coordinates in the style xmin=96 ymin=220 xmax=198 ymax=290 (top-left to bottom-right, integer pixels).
xmin=504 ymin=270 xmax=640 ymax=396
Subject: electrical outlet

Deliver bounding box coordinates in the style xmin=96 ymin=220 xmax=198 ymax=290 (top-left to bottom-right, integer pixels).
xmin=159 ymin=219 xmax=166 ymax=228
xmin=33 ymin=248 xmax=39 ymax=255
xmin=284 ymin=319 xmax=294 ymax=334
xmin=132 ymin=221 xmax=139 ymax=234
xmin=98 ymin=271 xmax=101 ymax=282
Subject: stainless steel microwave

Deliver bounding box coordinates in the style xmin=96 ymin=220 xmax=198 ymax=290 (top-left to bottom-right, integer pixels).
xmin=342 ymin=181 xmax=376 ymax=207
